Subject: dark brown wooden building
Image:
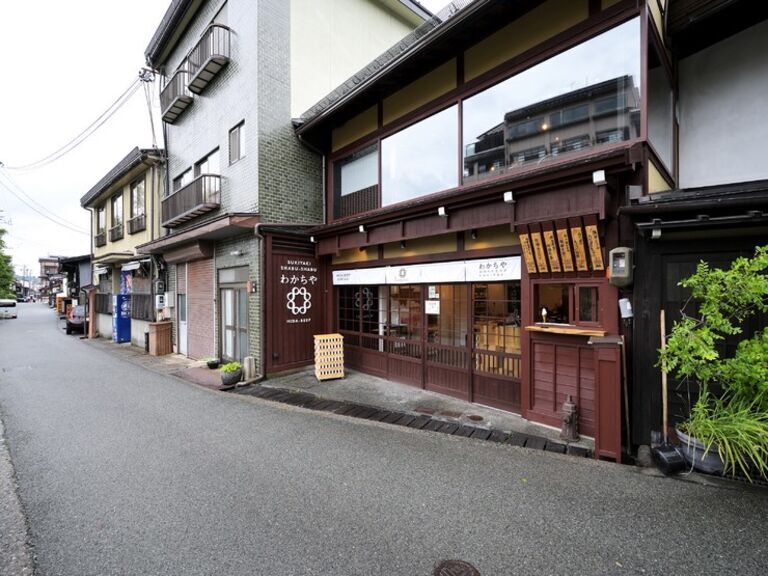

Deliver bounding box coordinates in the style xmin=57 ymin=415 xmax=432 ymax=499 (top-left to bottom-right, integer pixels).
xmin=292 ymin=0 xmax=684 ymax=460
xmin=291 ymin=0 xmax=768 ymax=456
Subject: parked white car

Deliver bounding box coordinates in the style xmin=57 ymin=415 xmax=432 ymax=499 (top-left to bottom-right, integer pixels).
xmin=0 ymin=299 xmax=18 ymax=319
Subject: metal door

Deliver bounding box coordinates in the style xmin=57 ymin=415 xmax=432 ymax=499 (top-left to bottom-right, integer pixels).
xmin=221 ymin=287 xmax=248 ymax=362
xmin=178 ymin=293 xmax=188 ymax=356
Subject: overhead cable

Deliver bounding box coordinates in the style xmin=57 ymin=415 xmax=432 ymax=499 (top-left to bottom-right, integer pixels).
xmin=0 ymin=170 xmax=88 ymax=233
xmin=1 ymin=78 xmax=141 ymax=172
xmin=0 ymin=179 xmax=89 ymax=235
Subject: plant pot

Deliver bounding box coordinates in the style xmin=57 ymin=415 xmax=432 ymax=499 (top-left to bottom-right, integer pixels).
xmin=206 ymin=359 xmax=220 ymax=369
xmin=219 ymin=369 xmax=242 ymax=389
xmin=676 ymin=428 xmax=725 ymax=475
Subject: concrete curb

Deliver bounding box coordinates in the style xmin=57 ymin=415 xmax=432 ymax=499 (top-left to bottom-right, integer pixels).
xmin=232 ymin=384 xmax=592 ymax=458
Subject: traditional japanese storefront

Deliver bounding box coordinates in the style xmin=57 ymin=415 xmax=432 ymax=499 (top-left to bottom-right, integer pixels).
xmin=295 ymin=0 xmax=676 ymax=459
xmin=333 ymin=254 xmax=523 ymax=412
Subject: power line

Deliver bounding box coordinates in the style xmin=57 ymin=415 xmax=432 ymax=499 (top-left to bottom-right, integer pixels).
xmin=0 ymin=179 xmax=89 ymax=235
xmin=0 ymin=170 xmax=88 ymax=233
xmin=1 ymin=78 xmax=141 ymax=172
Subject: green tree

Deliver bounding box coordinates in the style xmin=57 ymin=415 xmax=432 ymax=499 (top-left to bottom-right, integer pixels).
xmin=659 ymin=245 xmax=768 ymax=479
xmin=0 ymin=229 xmax=15 ymax=299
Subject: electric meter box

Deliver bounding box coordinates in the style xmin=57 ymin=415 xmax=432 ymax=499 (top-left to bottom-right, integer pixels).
xmin=608 ymin=247 xmax=633 ymax=287
xmin=155 ymin=294 xmax=166 ymax=309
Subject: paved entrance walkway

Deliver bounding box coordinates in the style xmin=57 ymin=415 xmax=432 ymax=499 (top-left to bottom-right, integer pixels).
xmin=81 ymin=337 xmax=594 ymax=452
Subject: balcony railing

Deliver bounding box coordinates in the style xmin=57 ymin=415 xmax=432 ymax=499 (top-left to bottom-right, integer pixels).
xmin=128 ymin=214 xmax=146 ymax=234
xmin=94 ymin=231 xmax=106 ymax=247
xmin=109 ymin=224 xmax=124 ymax=242
xmin=161 ymin=174 xmax=221 ymax=228
xmin=187 ymin=24 xmax=231 ymax=95
xmin=160 ymin=69 xmax=193 ymax=124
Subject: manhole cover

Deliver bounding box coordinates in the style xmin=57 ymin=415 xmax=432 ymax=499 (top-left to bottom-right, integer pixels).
xmin=467 ymin=414 xmax=484 ymax=422
xmin=434 ymin=560 xmax=481 ymax=576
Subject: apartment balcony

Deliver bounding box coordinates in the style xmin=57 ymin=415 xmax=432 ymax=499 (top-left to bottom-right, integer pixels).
xmin=161 ymin=174 xmax=221 ymax=228
xmin=109 ymin=224 xmax=124 ymax=242
xmin=187 ymin=24 xmax=231 ymax=95
xmin=160 ymin=69 xmax=193 ymax=124
xmin=94 ymin=231 xmax=106 ymax=247
xmin=128 ymin=214 xmax=146 ymax=234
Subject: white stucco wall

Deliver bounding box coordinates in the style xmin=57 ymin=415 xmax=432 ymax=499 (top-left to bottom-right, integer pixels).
xmin=131 ymin=318 xmax=151 ymax=349
xmin=678 ymin=19 xmax=768 ymax=189
xmin=290 ymin=0 xmax=421 ymax=117
xmin=96 ymin=313 xmax=112 ymax=339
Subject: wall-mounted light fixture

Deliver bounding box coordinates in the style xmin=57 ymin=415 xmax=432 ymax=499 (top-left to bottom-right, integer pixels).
xmin=229 ymin=250 xmax=244 ymax=257
xmin=651 ymin=227 xmax=662 ymax=240
xmin=503 ymin=191 xmax=515 ymax=204
xmin=592 ymin=170 xmax=607 ymax=186
xmin=400 ymin=240 xmax=406 ymax=249
xmin=470 ymin=229 xmax=478 ymax=240
xmin=310 ymin=236 xmax=316 ymax=243
xmin=437 ymin=206 xmax=447 ymax=217
xmin=358 ymin=224 xmax=366 ymax=233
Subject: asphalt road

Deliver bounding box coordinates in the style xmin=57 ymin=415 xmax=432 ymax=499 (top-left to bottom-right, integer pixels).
xmin=0 ymin=304 xmax=766 ymax=576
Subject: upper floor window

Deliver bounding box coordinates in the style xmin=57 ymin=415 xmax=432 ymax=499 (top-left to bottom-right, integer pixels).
xmin=173 ymin=168 xmax=193 ymax=192
xmin=229 ymin=121 xmax=245 ymax=164
xmin=130 ymin=178 xmax=145 ymax=217
xmin=463 ymin=17 xmax=641 ymax=184
xmin=96 ymin=206 xmax=106 ymax=233
xmin=111 ymin=193 xmax=123 ymax=227
xmin=195 ymin=148 xmax=220 ymax=176
xmin=333 ymin=144 xmax=378 ymax=219
xmin=381 ymin=105 xmax=458 ymax=207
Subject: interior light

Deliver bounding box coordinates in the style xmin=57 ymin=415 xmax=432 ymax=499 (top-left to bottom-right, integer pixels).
xmin=541 ymin=123 xmax=549 ymax=131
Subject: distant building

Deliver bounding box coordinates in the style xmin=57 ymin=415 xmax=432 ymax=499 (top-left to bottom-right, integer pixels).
xmin=38 ymin=256 xmax=61 ymax=301
xmin=80 ymin=147 xmax=165 ymax=346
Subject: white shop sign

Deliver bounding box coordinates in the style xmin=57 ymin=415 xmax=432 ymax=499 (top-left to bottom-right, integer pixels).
xmin=425 ymin=300 xmax=441 ymax=315
xmin=332 ymin=267 xmax=387 ymax=285
xmin=465 ymin=256 xmax=520 ymax=282
xmin=332 ymin=256 xmax=520 ymax=285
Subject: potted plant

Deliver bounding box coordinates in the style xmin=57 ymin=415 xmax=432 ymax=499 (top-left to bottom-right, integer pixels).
xmin=204 ymin=357 xmax=220 ymax=369
xmin=219 ymin=361 xmax=243 ymax=389
xmin=658 ymin=246 xmax=768 ymax=480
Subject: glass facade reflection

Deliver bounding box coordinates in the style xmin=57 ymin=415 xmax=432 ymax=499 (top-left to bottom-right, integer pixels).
xmin=463 ymin=18 xmax=641 ymax=183
xmin=381 ymin=105 xmax=458 ymax=206
xmin=331 ymin=17 xmax=643 ymax=219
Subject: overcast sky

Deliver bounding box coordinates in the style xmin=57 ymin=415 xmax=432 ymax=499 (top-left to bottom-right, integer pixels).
xmin=0 ymin=0 xmax=448 ymax=279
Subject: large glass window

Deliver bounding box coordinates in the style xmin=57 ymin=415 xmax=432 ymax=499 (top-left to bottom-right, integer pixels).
xmin=473 ymin=283 xmax=521 ymax=354
xmin=426 ymin=284 xmax=468 ymax=347
xmin=381 ymin=105 xmax=458 ymax=206
xmin=333 ymin=144 xmax=379 ymax=219
xmin=463 ymin=18 xmax=641 ymax=183
xmin=647 ymin=40 xmax=674 ymax=173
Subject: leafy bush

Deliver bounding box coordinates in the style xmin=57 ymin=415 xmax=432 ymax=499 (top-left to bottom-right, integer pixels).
xmin=219 ymin=362 xmax=242 ymax=374
xmin=659 ymin=246 xmax=768 ymax=479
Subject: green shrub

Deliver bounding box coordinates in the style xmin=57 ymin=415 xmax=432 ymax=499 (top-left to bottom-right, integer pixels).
xmin=219 ymin=362 xmax=242 ymax=374
xmin=659 ymin=246 xmax=768 ymax=480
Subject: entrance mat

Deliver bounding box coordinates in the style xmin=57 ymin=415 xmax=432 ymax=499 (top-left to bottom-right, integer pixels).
xmin=233 ymin=384 xmax=591 ymax=458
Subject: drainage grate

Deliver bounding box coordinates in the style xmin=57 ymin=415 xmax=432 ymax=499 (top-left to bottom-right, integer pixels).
xmin=434 ymin=559 xmax=481 ymax=576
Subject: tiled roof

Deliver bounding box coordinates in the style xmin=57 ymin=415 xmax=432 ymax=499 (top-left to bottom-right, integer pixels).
xmin=80 ymin=147 xmax=164 ymax=207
